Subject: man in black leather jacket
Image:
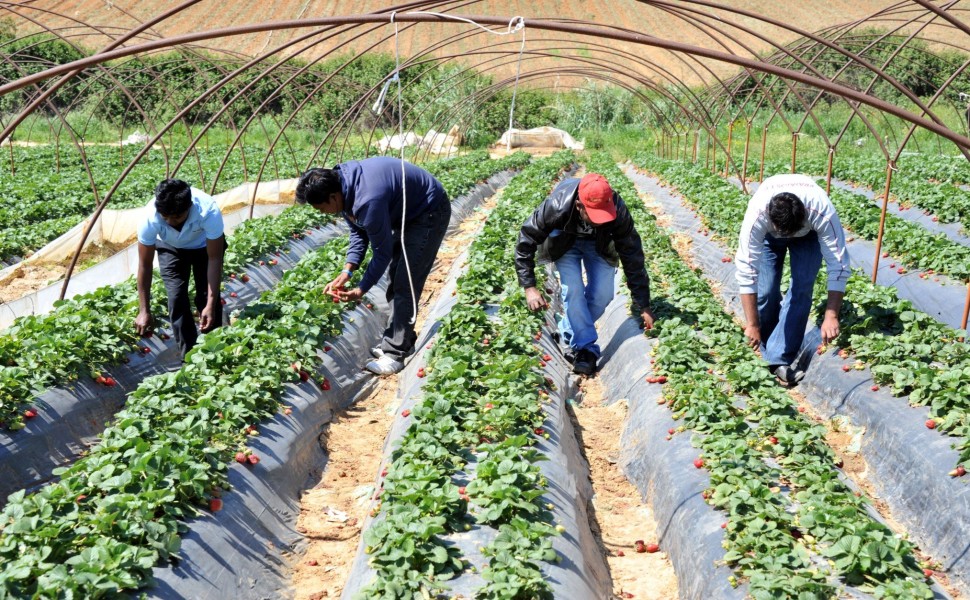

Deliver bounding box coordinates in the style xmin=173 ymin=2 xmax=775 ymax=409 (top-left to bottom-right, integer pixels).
xmin=515 ymin=173 xmax=655 ymax=375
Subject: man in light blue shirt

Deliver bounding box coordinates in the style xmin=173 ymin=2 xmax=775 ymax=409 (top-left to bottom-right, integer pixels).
xmin=135 ymin=179 xmax=226 ymax=358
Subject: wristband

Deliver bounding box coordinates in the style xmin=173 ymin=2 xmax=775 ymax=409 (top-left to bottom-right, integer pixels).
xmin=341 ymin=269 xmax=354 ymax=278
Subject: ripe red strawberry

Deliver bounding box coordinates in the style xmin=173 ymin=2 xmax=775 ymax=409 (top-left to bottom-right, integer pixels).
xmin=769 ymin=436 xmax=778 ymax=445
xmin=366 ymin=303 xmax=373 ymax=309
xmin=615 ymin=549 xmax=625 ymax=557
xmin=142 ymin=347 xmax=151 ymax=354
xmin=258 ymin=260 xmax=265 ymax=266
xmin=482 ymin=337 xmax=490 ymax=346
xmin=897 ymin=267 xmax=906 ymax=274
xmin=95 ymin=375 xmax=106 ymax=385
xmin=926 ymin=419 xmax=937 ymax=429
xmin=458 ymin=486 xmax=466 ymax=495
xmin=241 ymin=274 xmax=250 ymax=283
xmin=402 ymin=409 xmax=411 ymax=417
xmin=324 ymin=346 xmax=332 ymax=352
xmin=417 ymin=368 xmax=426 ymax=378
xmin=923 ymin=568 xmax=933 ymax=578
xmin=299 ymin=370 xmax=309 ymax=383
xmin=221 ymin=298 xmax=227 ymax=305
xmin=882 ymin=252 xmax=889 ymax=258
xmin=104 ymin=377 xmax=116 ymax=387
xmin=871 ymin=385 xmax=879 ymax=392
xmin=535 ymin=427 xmax=545 ymax=435
xmin=209 ymin=497 xmax=223 ymax=512
xmin=539 ymin=360 xmax=546 ymax=367
xmin=484 ymin=402 xmax=494 ymax=410
xmin=721 ymin=522 xmax=727 ymax=529
xmin=23 ymin=409 xmax=36 ymax=419
xmin=668 ymin=428 xmax=675 ymax=435
xmin=534 ymin=332 xmax=542 ymax=340
xmin=842 ymin=365 xmax=851 ymax=372
xmin=321 ymin=379 xmax=331 ymax=391
xmin=235 ymin=452 xmax=247 ymax=464
xmin=247 ymin=454 xmax=260 ymax=465
xmin=949 ymin=465 xmax=967 ymax=477
xmin=230 ymin=292 xmax=238 ymax=298
xmin=645 ymin=543 xmax=660 ymax=553
xmin=693 ymin=457 xmax=704 ymax=469
xmin=283 ymin=407 xmax=292 ymax=416
xmin=889 ymin=263 xmax=895 ymax=269
xmin=543 ymin=354 xmax=552 ymax=361
xmin=656 ymin=376 xmax=667 ymax=384
xmin=269 ymin=259 xmax=278 ymax=266
xmin=306 ymin=559 xmax=319 ymax=566
xmin=646 ymin=376 xmax=658 ymax=383
xmin=229 ymin=273 xmax=236 ymax=279
xmin=75 ymin=494 xmax=87 ymax=503
xmin=634 ymin=540 xmax=646 ymax=553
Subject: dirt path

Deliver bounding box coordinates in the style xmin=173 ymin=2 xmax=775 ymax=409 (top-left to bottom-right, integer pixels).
xmin=289 ymin=195 xmax=500 ymax=599
xmin=572 ymin=375 xmax=679 ymax=599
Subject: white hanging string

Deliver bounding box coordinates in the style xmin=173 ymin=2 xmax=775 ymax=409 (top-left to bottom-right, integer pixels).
xmin=384 ymin=12 xmax=527 ymax=325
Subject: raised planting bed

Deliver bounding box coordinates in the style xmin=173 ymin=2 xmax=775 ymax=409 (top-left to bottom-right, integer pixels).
xmin=627 ymin=157 xmax=969 ymax=597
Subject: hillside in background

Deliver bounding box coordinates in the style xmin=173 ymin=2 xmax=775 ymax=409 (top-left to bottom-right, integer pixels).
xmin=18 ymin=1 xmax=908 ymax=86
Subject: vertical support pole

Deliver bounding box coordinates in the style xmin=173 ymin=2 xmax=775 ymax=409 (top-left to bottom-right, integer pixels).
xmin=692 ymin=131 xmax=699 ymax=163
xmin=760 ymin=124 xmax=768 ymax=182
xmin=871 ymin=160 xmax=895 ymax=283
xmin=712 ymin=127 xmax=718 ymax=174
xmin=826 ymin=147 xmax=835 ymax=196
xmin=724 ymin=121 xmax=734 ymax=177
xmin=8 ymin=140 xmax=14 ymax=176
xmin=791 ymin=131 xmax=798 ymax=173
xmin=741 ymin=121 xmax=752 ymax=185
xmin=962 ymin=282 xmax=970 ymax=335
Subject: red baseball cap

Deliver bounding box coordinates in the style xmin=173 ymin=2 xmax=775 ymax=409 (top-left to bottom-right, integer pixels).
xmin=577 ymin=173 xmax=616 ymax=224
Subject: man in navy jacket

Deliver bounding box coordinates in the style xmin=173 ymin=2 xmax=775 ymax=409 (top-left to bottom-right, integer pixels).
xmin=296 ymin=157 xmax=450 ymax=375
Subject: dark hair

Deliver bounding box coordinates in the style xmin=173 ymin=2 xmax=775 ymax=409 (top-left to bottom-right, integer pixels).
xmin=154 ymin=179 xmax=192 ymax=216
xmin=767 ymin=192 xmax=806 ymax=235
xmin=296 ymin=168 xmax=341 ymax=206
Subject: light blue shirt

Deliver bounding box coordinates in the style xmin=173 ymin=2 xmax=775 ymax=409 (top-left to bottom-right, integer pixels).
xmin=137 ymin=188 xmax=224 ymax=250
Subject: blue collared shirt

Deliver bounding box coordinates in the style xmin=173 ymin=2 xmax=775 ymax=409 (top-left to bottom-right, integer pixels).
xmin=137 ymin=188 xmax=224 ymax=249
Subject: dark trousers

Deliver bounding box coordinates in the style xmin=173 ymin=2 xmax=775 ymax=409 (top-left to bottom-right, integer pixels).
xmin=157 ymin=241 xmax=224 ymax=358
xmin=380 ymin=196 xmax=451 ymax=360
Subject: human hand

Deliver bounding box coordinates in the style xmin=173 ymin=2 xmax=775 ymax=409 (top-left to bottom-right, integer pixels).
xmin=820 ymin=314 xmax=840 ymax=344
xmin=336 ymin=287 xmax=364 ymax=303
xmin=641 ymin=309 xmax=655 ymax=330
xmin=743 ymin=323 xmax=762 ymax=349
xmin=135 ymin=311 xmax=153 ymax=336
xmin=199 ymin=304 xmax=216 ymax=332
xmin=524 ymin=287 xmax=548 ymax=311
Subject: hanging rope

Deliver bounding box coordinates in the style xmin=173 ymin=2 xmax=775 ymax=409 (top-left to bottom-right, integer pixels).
xmin=383 ymin=12 xmax=527 ymax=324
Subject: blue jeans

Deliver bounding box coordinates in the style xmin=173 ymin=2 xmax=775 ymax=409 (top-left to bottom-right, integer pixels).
xmin=555 ymin=238 xmax=616 ymax=358
xmin=758 ymin=231 xmax=822 ymax=366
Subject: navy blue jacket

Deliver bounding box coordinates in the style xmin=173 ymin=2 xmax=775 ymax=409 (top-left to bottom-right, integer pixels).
xmin=338 ymin=157 xmax=447 ymax=292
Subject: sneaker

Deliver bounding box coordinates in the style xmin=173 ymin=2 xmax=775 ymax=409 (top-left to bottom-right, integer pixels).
xmin=370 ymin=346 xmax=384 ymax=359
xmin=365 ymin=354 xmax=404 ymax=375
xmin=770 ymin=365 xmax=804 ymax=387
xmin=573 ymin=349 xmax=597 ymax=376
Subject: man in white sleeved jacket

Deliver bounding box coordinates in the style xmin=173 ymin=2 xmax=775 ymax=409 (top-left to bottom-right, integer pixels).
xmin=735 ymin=174 xmax=850 ymax=385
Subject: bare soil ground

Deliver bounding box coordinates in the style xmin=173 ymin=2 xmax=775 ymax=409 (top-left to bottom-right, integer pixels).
xmin=572 ymin=376 xmax=679 ymax=599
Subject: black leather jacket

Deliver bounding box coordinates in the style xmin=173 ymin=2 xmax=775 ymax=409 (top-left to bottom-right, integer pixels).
xmin=515 ymin=178 xmax=651 ymax=309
